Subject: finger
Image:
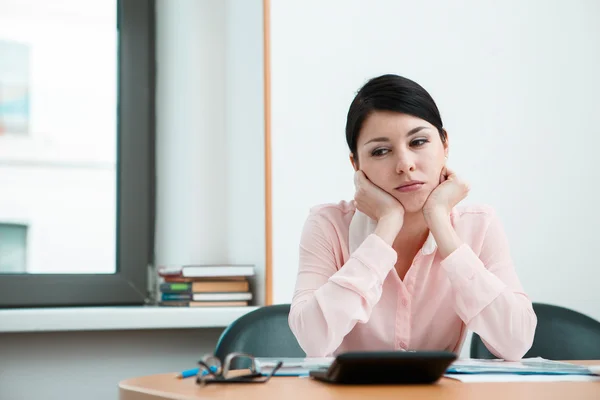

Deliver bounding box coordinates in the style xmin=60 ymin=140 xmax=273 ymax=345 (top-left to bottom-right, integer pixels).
xmin=439 ymin=166 xmax=447 ymax=184
xmin=355 ymin=170 xmax=375 ymax=190
xmin=444 ymin=166 xmax=455 ymax=177
xmin=354 ymin=170 xmax=363 ymax=187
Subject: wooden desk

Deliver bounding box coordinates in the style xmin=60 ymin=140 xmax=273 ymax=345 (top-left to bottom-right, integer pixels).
xmin=119 ymin=360 xmax=600 ymax=400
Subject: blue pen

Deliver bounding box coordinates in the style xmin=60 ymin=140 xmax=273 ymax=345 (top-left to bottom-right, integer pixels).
xmin=176 ymin=365 xmax=218 ymax=379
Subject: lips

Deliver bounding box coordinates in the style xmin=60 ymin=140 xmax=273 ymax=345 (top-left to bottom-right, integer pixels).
xmin=395 ymin=181 xmax=425 ymax=193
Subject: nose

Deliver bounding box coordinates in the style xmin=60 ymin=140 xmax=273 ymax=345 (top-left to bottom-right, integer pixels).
xmin=395 ymin=152 xmax=416 ymax=174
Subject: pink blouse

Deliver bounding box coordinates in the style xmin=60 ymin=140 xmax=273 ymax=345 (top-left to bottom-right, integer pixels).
xmin=288 ymin=201 xmax=536 ymax=361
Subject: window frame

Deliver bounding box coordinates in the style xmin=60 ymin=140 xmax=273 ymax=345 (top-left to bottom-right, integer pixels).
xmin=0 ymin=0 xmax=155 ymax=308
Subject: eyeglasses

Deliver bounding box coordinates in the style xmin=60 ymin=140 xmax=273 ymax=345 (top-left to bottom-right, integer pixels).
xmin=195 ymin=352 xmax=283 ymax=386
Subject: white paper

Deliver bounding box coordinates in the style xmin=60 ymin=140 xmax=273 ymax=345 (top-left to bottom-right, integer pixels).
xmin=255 ymin=357 xmax=334 ymax=376
xmin=448 ymin=357 xmax=594 ymax=375
xmin=588 ymin=365 xmax=600 ymax=375
xmin=445 ymin=374 xmax=600 ymax=383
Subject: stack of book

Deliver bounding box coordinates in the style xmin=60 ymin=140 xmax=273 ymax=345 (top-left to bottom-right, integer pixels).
xmin=157 ymin=264 xmax=254 ymax=307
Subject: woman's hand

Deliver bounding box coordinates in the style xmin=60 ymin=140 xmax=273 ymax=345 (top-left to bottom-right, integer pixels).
xmin=353 ymin=170 xmax=405 ymax=245
xmin=423 ymin=166 xmax=470 ymax=223
xmin=423 ymin=166 xmax=469 ymax=258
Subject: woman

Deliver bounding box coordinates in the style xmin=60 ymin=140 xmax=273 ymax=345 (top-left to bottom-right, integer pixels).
xmin=288 ymin=74 xmax=536 ymax=361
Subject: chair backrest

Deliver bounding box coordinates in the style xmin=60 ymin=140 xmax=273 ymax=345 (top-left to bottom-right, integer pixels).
xmin=214 ymin=304 xmax=305 ymax=364
xmin=470 ymin=302 xmax=600 ymax=360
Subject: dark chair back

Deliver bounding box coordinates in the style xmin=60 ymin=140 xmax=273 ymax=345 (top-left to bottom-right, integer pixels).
xmin=214 ymin=304 xmax=305 ymax=365
xmin=470 ymin=302 xmax=600 ymax=360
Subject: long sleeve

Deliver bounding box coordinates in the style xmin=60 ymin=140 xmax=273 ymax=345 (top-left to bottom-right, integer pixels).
xmin=440 ymin=212 xmax=537 ymax=361
xmin=288 ymin=214 xmax=397 ymax=357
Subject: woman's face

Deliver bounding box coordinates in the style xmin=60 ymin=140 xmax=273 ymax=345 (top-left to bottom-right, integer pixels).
xmin=351 ymin=111 xmax=448 ymax=214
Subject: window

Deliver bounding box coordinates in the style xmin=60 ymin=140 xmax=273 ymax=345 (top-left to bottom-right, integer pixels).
xmin=0 ymin=223 xmax=27 ymax=273
xmin=0 ymin=0 xmax=155 ymax=307
xmin=0 ymin=39 xmax=29 ymax=135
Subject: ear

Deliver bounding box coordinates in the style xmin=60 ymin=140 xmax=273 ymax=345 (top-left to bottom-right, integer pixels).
xmin=350 ymin=153 xmax=359 ymax=171
xmin=442 ymin=129 xmax=449 ymax=159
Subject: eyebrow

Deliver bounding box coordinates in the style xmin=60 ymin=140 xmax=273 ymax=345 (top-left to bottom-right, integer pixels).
xmin=363 ymin=126 xmax=431 ymax=146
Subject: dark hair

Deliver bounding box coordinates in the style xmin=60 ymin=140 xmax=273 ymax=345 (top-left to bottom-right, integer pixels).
xmin=345 ymin=74 xmax=446 ymax=163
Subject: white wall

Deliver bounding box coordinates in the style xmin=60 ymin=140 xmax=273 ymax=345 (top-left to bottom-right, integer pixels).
xmin=224 ymin=0 xmax=266 ymax=304
xmin=155 ymin=0 xmax=266 ymax=303
xmin=155 ymin=0 xmax=228 ymax=266
xmin=270 ymin=0 xmax=600 ymax=354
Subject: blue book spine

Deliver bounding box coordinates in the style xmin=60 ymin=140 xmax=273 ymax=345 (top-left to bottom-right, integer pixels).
xmin=161 ymin=293 xmax=192 ymax=301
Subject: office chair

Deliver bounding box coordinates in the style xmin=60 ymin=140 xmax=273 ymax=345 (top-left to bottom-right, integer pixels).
xmin=214 ymin=304 xmax=305 ymax=367
xmin=470 ymin=302 xmax=600 ymax=360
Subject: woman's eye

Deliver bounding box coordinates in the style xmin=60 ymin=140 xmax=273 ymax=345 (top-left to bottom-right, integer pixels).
xmin=371 ymin=148 xmax=390 ymax=157
xmin=411 ymin=139 xmax=429 ymax=147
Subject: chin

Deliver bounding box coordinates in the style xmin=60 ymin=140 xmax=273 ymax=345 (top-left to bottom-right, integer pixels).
xmin=392 ymin=192 xmax=429 ymax=215
xmin=401 ymin=203 xmax=425 ymax=215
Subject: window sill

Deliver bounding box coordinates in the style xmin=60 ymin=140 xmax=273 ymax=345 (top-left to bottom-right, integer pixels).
xmin=0 ymin=305 xmax=259 ymax=333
